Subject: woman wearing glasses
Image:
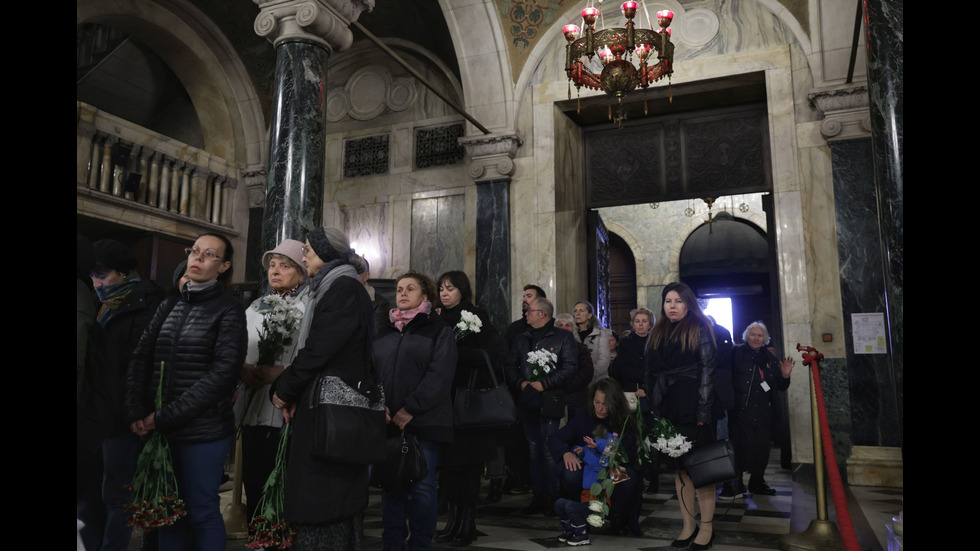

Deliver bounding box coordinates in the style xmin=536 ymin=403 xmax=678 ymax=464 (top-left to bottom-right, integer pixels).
xmin=126 ymin=233 xmax=247 ymax=551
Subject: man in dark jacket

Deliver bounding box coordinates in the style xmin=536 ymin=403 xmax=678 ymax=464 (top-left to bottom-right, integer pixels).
xmin=505 ymin=297 xmax=578 ymax=515
xmin=78 ymin=239 xmax=166 ymax=551
xmin=504 ymin=284 xmax=546 ymax=348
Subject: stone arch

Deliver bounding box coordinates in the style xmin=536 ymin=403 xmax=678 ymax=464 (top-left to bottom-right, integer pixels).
xmin=77 ymin=0 xmax=266 ymax=171
xmin=666 ymin=212 xmax=766 ymax=282
xmin=438 ymin=0 xmax=517 ymax=132
xmin=602 ymin=220 xmax=646 ymax=285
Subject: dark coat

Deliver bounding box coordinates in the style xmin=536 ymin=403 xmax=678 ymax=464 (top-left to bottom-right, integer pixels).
xmin=272 ymin=274 xmax=377 ymax=525
xmin=374 ymin=310 xmax=458 ymax=444
xmin=730 ymin=344 xmax=790 ymax=423
xmin=126 ymin=282 xmax=247 ymax=444
xmin=548 ymin=409 xmax=638 ymax=468
xmin=609 ymin=331 xmax=647 ymax=392
xmin=565 ymin=343 xmax=595 ymax=416
xmin=101 ymin=279 xmax=165 ymax=436
xmin=438 ymin=302 xmax=508 ymax=466
xmin=644 ymin=322 xmax=717 ymax=426
xmin=505 ymin=319 xmax=579 ymax=417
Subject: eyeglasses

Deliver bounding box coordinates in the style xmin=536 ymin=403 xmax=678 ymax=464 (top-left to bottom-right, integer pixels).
xmin=184 ymin=247 xmax=223 ymax=261
xmin=302 ymin=245 xmax=312 ymax=256
xmin=527 ymin=309 xmax=543 ymax=314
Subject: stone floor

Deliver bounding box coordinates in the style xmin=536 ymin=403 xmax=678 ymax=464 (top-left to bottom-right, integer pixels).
xmin=122 ymin=450 xmax=902 ymax=551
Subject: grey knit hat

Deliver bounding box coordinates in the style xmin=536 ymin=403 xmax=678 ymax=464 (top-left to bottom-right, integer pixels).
xmin=261 ymin=239 xmax=308 ymax=279
xmin=307 ymin=227 xmax=353 ymax=263
xmin=92 ymin=239 xmax=138 ymax=274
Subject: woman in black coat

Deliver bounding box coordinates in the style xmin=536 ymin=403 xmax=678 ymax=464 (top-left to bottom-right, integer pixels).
xmin=270 ymin=227 xmax=376 ymax=551
xmin=127 ymin=233 xmax=246 ymax=551
xmin=373 ymin=271 xmax=457 ymax=551
xmin=727 ymin=321 xmax=793 ymax=496
xmin=644 ymin=282 xmax=718 ymax=550
xmin=432 ymin=271 xmax=507 ymax=546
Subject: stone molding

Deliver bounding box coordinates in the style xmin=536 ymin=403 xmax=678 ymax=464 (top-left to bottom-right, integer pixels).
xmin=243 ymin=167 xmax=268 ymax=208
xmin=254 ymin=0 xmax=372 ymax=52
xmin=808 ymin=85 xmax=872 ymax=142
xmin=459 ymin=132 xmax=524 ymax=181
xmin=845 ymin=445 xmax=903 ymax=488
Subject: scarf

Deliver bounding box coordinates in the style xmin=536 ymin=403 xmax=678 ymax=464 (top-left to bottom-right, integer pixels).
xmin=292 ymin=259 xmax=357 ymax=353
xmin=95 ymin=277 xmax=141 ymax=326
xmin=389 ymin=300 xmax=432 ymax=331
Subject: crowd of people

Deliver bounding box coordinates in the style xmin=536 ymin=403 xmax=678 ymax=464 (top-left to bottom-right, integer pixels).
xmin=77 ymin=227 xmax=794 ymax=551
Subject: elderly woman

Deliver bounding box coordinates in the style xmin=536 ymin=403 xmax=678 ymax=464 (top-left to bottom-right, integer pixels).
xmin=554 ymin=313 xmax=596 ymax=421
xmin=644 ymin=282 xmax=718 ymax=550
xmin=373 ymin=271 xmax=457 ymax=551
xmin=239 ymin=239 xmax=309 ymax=527
xmin=269 ymin=228 xmax=376 ymax=551
xmin=572 ymin=301 xmax=611 ymax=383
xmin=726 ymin=321 xmax=793 ymax=497
xmin=433 ymin=270 xmax=506 ymax=547
xmin=126 ymin=233 xmax=247 ymax=551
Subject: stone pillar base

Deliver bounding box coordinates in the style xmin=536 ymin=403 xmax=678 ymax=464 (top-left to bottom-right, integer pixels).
xmin=845 ymin=445 xmax=902 ymax=488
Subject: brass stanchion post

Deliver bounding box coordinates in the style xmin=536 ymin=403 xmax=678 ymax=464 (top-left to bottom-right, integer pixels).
xmin=223 ymin=432 xmax=248 ymax=538
xmin=780 ymin=350 xmax=843 ymax=551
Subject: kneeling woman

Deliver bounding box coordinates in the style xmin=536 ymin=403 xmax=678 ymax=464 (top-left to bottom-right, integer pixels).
xmin=374 ymin=271 xmax=457 ymax=551
xmin=548 ymin=377 xmax=640 ymax=536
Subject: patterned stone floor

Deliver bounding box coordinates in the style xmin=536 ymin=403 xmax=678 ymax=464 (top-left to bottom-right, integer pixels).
xmin=125 ymin=450 xmax=901 ymax=550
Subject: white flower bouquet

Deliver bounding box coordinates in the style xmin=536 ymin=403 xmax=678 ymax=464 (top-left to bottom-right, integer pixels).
xmin=646 ymin=417 xmax=693 ymax=458
xmin=525 ymin=349 xmax=558 ymax=381
xmin=453 ymin=309 xmax=483 ymax=341
xmin=257 ymin=294 xmax=304 ymax=365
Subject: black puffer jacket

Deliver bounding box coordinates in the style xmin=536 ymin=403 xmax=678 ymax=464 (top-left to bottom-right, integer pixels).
xmin=373 ymin=311 xmax=457 ymax=444
xmin=126 ymin=282 xmax=247 ymax=444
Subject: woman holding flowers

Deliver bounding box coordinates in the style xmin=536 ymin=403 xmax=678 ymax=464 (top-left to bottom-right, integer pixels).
xmin=433 ymin=270 xmax=507 ymax=547
xmin=644 ymin=282 xmax=718 ymax=550
xmin=269 ymin=227 xmax=376 ymax=551
xmin=126 ymin=232 xmax=247 ymax=551
xmin=373 ymin=270 xmax=457 ymax=551
xmin=239 ymin=239 xmax=308 ymax=532
xmin=548 ymin=377 xmax=640 ymax=537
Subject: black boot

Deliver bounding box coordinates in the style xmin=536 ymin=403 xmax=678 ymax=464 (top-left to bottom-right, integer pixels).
xmin=486 ymin=478 xmax=503 ymax=503
xmin=451 ymin=505 xmax=477 ymax=546
xmin=434 ymin=503 xmax=461 ymax=543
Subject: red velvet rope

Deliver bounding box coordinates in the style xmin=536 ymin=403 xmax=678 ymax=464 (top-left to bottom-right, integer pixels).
xmin=796 ymin=344 xmax=861 ymax=551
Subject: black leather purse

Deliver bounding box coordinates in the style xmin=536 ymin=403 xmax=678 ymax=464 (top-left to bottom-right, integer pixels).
xmin=310 ymin=374 xmax=387 ymax=464
xmin=371 ymin=429 xmax=429 ymax=498
xmin=682 ymin=439 xmax=737 ymax=488
xmin=453 ymin=350 xmax=517 ymax=429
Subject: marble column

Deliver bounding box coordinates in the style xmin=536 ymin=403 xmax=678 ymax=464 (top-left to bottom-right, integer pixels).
xmin=460 ymin=133 xmax=522 ymax=334
xmin=863 ymin=0 xmax=903 ymax=444
xmin=810 ymin=85 xmax=901 ymax=485
xmin=254 ymin=0 xmax=371 ymax=255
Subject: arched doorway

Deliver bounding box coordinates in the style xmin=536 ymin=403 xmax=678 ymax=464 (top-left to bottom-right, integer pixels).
xmin=608 ymin=231 xmax=637 ymax=336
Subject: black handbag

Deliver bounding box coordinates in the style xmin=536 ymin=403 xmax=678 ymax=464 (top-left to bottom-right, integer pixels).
xmin=310 ymin=374 xmax=387 ymax=464
xmin=371 ymin=430 xmax=429 ymax=498
xmin=682 ymin=439 xmax=737 ymax=488
xmin=453 ymin=350 xmax=517 ymax=429
xmin=540 ymin=389 xmax=566 ymax=419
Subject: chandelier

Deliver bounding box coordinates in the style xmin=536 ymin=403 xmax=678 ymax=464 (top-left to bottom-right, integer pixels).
xmin=563 ymin=1 xmax=675 ymax=127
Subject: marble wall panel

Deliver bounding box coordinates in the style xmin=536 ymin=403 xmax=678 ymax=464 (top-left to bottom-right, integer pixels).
xmin=410 ymin=194 xmax=465 ymax=282
xmin=341 ymin=203 xmax=389 ymax=280
xmin=476 ymin=180 xmax=512 ymax=333
xmin=830 ymin=138 xmax=901 ymax=449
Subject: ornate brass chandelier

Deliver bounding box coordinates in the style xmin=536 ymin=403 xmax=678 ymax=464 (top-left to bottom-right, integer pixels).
xmin=563 ymin=1 xmax=675 ymax=127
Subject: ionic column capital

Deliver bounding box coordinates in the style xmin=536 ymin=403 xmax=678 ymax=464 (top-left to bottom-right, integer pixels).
xmin=808 ymin=85 xmax=872 ymax=142
xmin=459 ymin=132 xmax=524 ymax=182
xmin=253 ymin=0 xmax=374 ymax=52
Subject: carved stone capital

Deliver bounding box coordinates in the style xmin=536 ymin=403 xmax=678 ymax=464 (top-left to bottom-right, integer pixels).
xmin=459 ymin=132 xmax=524 ymax=181
xmin=808 ymin=85 xmax=872 ymax=142
xmin=254 ymin=0 xmax=373 ymax=52
xmin=243 ymin=167 xmax=268 ymax=208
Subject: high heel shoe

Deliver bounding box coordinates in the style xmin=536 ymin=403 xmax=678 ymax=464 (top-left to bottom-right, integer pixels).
xmin=670 ymin=525 xmax=699 ymax=548
xmin=689 ymin=531 xmax=715 ymax=550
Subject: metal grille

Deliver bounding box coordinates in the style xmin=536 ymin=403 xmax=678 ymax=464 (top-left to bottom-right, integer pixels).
xmin=415 ymin=123 xmax=465 ymax=169
xmin=344 ymin=134 xmax=390 ymax=178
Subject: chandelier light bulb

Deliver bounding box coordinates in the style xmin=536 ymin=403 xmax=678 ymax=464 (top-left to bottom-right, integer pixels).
xmin=656 ymin=9 xmax=674 ymax=27
xmin=563 ymin=24 xmax=581 ymax=41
